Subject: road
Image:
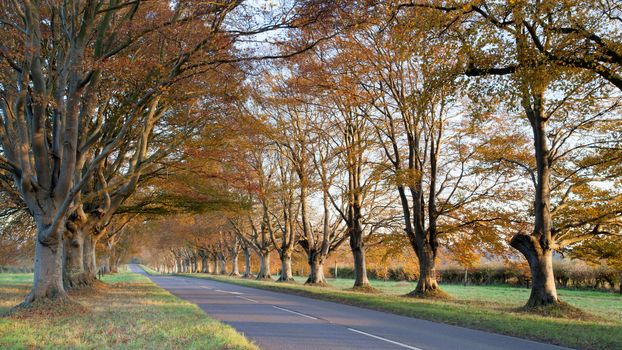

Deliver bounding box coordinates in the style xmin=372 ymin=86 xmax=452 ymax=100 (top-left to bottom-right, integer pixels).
xmin=129 ymin=264 xmax=571 ymax=350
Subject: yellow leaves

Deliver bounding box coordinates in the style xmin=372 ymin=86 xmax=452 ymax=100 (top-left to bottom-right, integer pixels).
xmin=394 ymin=168 xmax=423 ymax=187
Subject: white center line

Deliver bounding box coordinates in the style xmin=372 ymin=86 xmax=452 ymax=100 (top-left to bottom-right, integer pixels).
xmin=215 ymin=289 xmax=243 ymax=295
xmin=200 ymin=286 xmax=212 ymax=289
xmin=272 ymin=305 xmax=318 ymax=320
xmin=236 ymin=296 xmax=259 ymax=303
xmin=347 ymin=328 xmax=423 ymax=350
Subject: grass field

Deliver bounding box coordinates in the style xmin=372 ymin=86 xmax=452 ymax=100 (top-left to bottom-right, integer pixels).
xmin=177 ymin=272 xmax=622 ymax=350
xmin=0 ymin=271 xmax=257 ymax=350
xmin=292 ymin=276 xmax=622 ymax=323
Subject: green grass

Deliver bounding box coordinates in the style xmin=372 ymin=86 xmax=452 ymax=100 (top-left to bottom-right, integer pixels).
xmin=179 ymin=273 xmax=622 ymax=350
xmin=292 ymin=276 xmax=622 ymax=322
xmin=0 ymin=271 xmax=257 ymax=350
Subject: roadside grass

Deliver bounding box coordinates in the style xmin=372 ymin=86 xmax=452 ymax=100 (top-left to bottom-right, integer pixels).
xmin=0 ymin=271 xmax=257 ymax=350
xmin=293 ymin=276 xmax=622 ymax=323
xmin=138 ymin=264 xmax=162 ymax=275
xmin=177 ymin=272 xmax=622 ymax=350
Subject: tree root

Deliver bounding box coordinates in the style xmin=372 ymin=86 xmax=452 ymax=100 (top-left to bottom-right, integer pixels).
xmin=349 ymin=284 xmax=381 ymax=294
xmin=405 ymin=287 xmax=452 ymax=299
xmin=517 ymin=301 xmax=602 ymax=321
xmin=304 ymin=280 xmax=329 ymax=287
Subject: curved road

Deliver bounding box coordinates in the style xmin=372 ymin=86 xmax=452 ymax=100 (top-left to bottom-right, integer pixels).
xmin=129 ymin=265 xmax=571 ymax=350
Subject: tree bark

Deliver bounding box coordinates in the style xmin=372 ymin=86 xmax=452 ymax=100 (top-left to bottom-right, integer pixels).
xmin=219 ymin=254 xmax=227 ymax=275
xmin=212 ymin=255 xmax=219 ymax=274
xmin=411 ymin=244 xmax=439 ymax=296
xmin=63 ymin=226 xmax=87 ymax=289
xmin=230 ymin=252 xmax=240 ymax=276
xmin=350 ymin=230 xmax=370 ymax=288
xmin=256 ymin=251 xmax=272 ymax=280
xmin=511 ymin=235 xmax=559 ymax=307
xmin=242 ymin=248 xmax=252 ymax=278
xmin=27 ymin=221 xmax=67 ymax=303
xmin=83 ymin=234 xmax=98 ymax=281
xmin=277 ymin=251 xmax=294 ymax=282
xmin=305 ymin=252 xmax=327 ymax=285
xmin=201 ymin=255 xmax=209 ymax=273
xmin=510 ymin=87 xmax=560 ymax=308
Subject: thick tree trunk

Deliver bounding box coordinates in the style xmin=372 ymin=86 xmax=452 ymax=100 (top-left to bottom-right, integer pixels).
xmin=201 ymin=255 xmax=208 ymax=273
xmin=26 ymin=223 xmax=67 ymax=304
xmin=256 ymin=251 xmax=272 ymax=280
xmin=305 ymin=254 xmax=326 ymax=285
xmin=242 ymin=248 xmax=252 ymax=278
xmin=277 ymin=252 xmax=294 ymax=282
xmin=350 ymin=232 xmax=370 ymax=288
xmin=212 ymin=256 xmax=219 ymax=274
xmin=409 ymin=242 xmax=440 ymax=296
xmin=100 ymin=255 xmax=111 ymax=275
xmin=219 ymin=254 xmax=227 ymax=274
xmin=230 ymin=253 xmax=240 ymax=276
xmin=63 ymin=227 xmax=89 ymax=288
xmin=508 ymin=91 xmax=560 ymax=308
xmin=83 ymin=234 xmax=97 ymax=280
xmin=511 ymin=235 xmax=559 ymax=307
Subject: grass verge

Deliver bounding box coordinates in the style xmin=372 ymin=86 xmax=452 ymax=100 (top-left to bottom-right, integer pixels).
xmin=0 ymin=272 xmax=257 ymax=350
xmin=179 ymin=273 xmax=622 ymax=350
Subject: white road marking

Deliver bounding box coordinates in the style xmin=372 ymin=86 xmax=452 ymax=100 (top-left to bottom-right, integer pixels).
xmin=347 ymin=328 xmax=423 ymax=350
xmin=215 ymin=289 xmax=243 ymax=295
xmin=200 ymin=286 xmax=212 ymax=290
xmin=236 ymin=296 xmax=259 ymax=303
xmin=272 ymin=305 xmax=318 ymax=320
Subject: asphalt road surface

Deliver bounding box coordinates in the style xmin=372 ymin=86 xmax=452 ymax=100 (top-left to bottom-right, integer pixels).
xmin=128 ymin=264 xmax=571 ymax=350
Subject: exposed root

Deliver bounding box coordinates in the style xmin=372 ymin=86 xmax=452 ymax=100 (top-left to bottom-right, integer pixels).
xmin=405 ymin=287 xmax=452 ymax=300
xmin=64 ymin=274 xmax=96 ymax=290
xmin=516 ymin=301 xmax=602 ymax=321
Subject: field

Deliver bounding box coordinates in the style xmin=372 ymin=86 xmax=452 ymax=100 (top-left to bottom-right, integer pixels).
xmin=178 ymin=272 xmax=622 ymax=350
xmin=0 ymin=271 xmax=256 ymax=350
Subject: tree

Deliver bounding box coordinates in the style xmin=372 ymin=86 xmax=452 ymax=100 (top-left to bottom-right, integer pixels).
xmin=396 ymin=1 xmax=622 ymax=306
xmin=0 ymin=0 xmax=346 ymax=305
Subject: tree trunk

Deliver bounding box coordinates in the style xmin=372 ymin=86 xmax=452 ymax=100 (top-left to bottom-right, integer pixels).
xmin=277 ymin=251 xmax=294 ymax=282
xmin=350 ymin=231 xmax=370 ymax=288
xmin=176 ymin=258 xmax=183 ymax=273
xmin=26 ymin=222 xmax=67 ymax=304
xmin=230 ymin=252 xmax=240 ymax=276
xmin=83 ymin=234 xmax=98 ymax=281
xmin=256 ymin=251 xmax=272 ymax=280
xmin=305 ymin=254 xmax=326 ymax=285
xmin=63 ymin=227 xmax=89 ymax=289
xmin=219 ymin=254 xmax=227 ymax=274
xmin=509 ymin=90 xmax=560 ymax=308
xmin=212 ymin=256 xmax=219 ymax=274
xmin=408 ymin=242 xmax=440 ymax=296
xmin=201 ymin=255 xmax=208 ymax=273
xmin=511 ymin=235 xmax=559 ymax=307
xmin=101 ymin=255 xmax=111 ymax=275
xmin=242 ymin=248 xmax=252 ymax=278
